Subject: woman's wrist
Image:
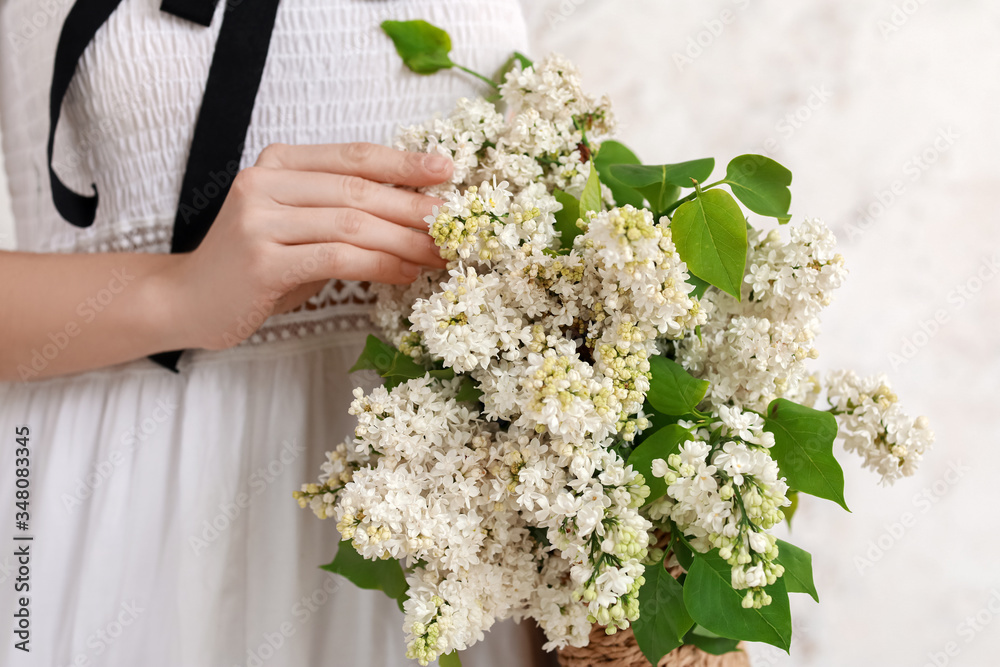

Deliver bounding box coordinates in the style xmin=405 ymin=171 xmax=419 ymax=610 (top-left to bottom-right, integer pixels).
xmin=140 ymin=253 xmax=203 ymax=353
xmin=0 ymin=250 xmax=209 ymax=380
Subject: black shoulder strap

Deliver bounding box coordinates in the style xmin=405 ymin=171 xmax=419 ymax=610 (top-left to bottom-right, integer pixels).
xmin=160 ymin=0 xmax=218 ymax=27
xmin=47 ymin=0 xmax=126 ymax=228
xmin=167 ymin=0 xmax=281 ymax=255
xmin=50 ymin=0 xmax=282 ymax=371
xmin=152 ymin=0 xmax=282 ymax=371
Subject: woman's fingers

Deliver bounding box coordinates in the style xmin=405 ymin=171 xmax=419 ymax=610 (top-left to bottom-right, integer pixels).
xmin=240 ymin=142 xmax=454 ymax=289
xmin=282 ymin=242 xmax=428 ymax=286
xmin=271 ymin=207 xmax=446 ymax=269
xmin=265 ymin=170 xmax=442 ymax=229
xmin=255 ymin=142 xmax=453 ymax=187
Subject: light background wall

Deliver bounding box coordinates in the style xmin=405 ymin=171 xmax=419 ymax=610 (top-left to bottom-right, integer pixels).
xmin=1 ymin=1 xmax=997 ymax=665
xmin=520 ymin=2 xmax=999 ymax=666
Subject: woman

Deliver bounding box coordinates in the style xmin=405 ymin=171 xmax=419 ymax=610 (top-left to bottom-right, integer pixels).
xmin=0 ymin=0 xmax=542 ymax=664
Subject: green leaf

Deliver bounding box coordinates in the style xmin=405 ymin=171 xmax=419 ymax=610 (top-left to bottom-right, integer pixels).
xmin=670 ymin=188 xmax=748 ymax=299
xmin=683 ymin=550 xmax=792 ymax=652
xmin=322 ymin=541 xmax=409 ymax=611
xmin=649 ymin=184 xmax=680 ymax=216
xmin=553 ymin=189 xmax=583 ymax=250
xmin=764 ymin=398 xmax=849 ymax=511
xmin=670 ymin=531 xmax=695 ymax=571
xmin=383 ymin=350 xmax=426 ymax=380
xmin=579 ymin=163 xmax=603 ymax=216
xmin=723 ymin=155 xmax=792 ymax=219
xmin=454 ymin=376 xmax=483 ymax=403
xmin=611 ymin=160 xmax=715 ymax=189
xmin=628 ymin=425 xmax=693 ymax=503
xmin=781 ymin=490 xmax=799 ymax=526
xmin=512 ymin=51 xmax=533 ymax=68
xmin=594 ymin=140 xmax=644 ymax=208
xmin=610 ymin=159 xmax=714 ymax=214
xmin=633 ymin=563 xmax=694 ymax=664
xmin=349 ymin=335 xmax=431 ymax=387
xmin=439 ymin=651 xmax=462 ymax=667
xmin=636 ymin=404 xmax=680 ymax=441
xmin=776 ymin=539 xmax=819 ymax=603
xmin=647 ymin=356 xmax=710 ymax=416
xmin=350 ymin=335 xmax=400 ymax=375
xmin=381 ymin=20 xmax=455 ymax=74
xmin=428 ymin=368 xmax=456 ymax=380
xmin=683 ymin=626 xmax=742 ymax=655
xmin=687 ymin=274 xmax=710 ymax=299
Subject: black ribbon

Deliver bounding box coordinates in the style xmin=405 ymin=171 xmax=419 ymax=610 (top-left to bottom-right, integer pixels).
xmin=49 ymin=0 xmax=282 ymax=371
xmin=160 ymin=0 xmax=218 ymax=27
xmin=47 ymin=0 xmax=125 ymax=228
xmin=167 ymin=0 xmax=281 ymax=255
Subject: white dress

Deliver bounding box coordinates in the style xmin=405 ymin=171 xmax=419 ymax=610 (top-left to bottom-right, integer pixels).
xmin=0 ymin=1 xmax=541 ymax=665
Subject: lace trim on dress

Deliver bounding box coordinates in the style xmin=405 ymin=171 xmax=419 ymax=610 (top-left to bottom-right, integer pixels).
xmin=73 ymin=220 xmax=174 ymax=254
xmin=246 ymin=304 xmax=375 ymax=345
xmin=73 ymin=221 xmax=377 ymax=345
xmin=248 ymin=281 xmax=378 ymax=345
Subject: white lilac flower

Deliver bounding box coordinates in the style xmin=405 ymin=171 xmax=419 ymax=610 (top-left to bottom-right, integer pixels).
xmin=371 ymin=270 xmax=448 ymax=363
xmin=395 ymin=96 xmax=505 ymax=187
xmin=647 ymin=421 xmax=789 ymax=609
xmin=516 ymin=346 xmax=620 ymax=442
xmin=409 ymin=267 xmax=530 ymax=373
xmin=824 ymin=370 xmax=933 ymax=484
xmin=676 ymin=220 xmax=845 ymax=411
xmin=293 ymin=438 xmax=373 ymax=520
xmin=296 ymin=49 xmax=931 ymax=660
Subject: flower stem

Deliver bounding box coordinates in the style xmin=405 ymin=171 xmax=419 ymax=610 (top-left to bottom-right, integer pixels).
xmin=662 ymin=192 xmax=695 ymax=217
xmin=456 ymin=64 xmax=499 ymax=90
xmin=662 ymin=179 xmax=727 ymax=217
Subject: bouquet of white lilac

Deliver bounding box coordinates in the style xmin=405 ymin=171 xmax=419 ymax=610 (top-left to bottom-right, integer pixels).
xmin=295 ymin=20 xmax=935 ymax=666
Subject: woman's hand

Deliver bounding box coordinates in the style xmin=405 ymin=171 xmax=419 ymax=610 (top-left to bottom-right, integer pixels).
xmin=166 ymin=142 xmax=452 ymax=350
xmin=0 ymin=142 xmax=451 ymax=380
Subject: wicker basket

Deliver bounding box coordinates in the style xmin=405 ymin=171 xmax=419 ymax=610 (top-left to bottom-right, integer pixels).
xmin=556 ymin=533 xmax=749 ymax=667
xmin=556 ymin=624 xmax=749 ymax=667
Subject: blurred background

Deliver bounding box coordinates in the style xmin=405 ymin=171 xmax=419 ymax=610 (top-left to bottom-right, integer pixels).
xmin=1 ymin=1 xmax=997 ymax=665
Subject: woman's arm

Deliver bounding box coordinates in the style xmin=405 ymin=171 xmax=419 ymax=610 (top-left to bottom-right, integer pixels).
xmin=0 ymin=251 xmax=185 ymax=380
xmin=0 ymin=142 xmax=452 ymax=381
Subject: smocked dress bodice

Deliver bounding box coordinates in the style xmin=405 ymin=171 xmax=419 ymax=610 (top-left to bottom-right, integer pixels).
xmin=0 ymin=0 xmax=528 ymax=343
